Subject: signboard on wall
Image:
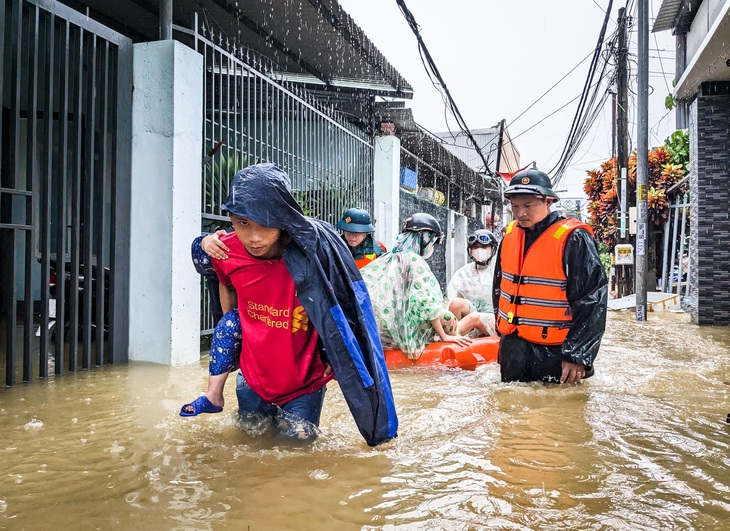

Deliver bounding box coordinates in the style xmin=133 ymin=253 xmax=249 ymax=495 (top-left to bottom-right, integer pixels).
xmin=615 ymin=244 xmax=634 ymax=265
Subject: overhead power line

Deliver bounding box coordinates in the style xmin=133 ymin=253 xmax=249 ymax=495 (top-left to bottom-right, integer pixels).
xmin=506 ymin=49 xmax=595 ymax=130
xmin=549 ymin=0 xmax=615 ymax=186
xmin=394 ymin=0 xmax=498 ymax=181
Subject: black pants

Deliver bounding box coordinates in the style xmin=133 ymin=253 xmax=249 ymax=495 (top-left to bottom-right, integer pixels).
xmin=498 ymin=334 xmax=594 ymax=383
xmin=498 ymin=334 xmax=566 ymax=383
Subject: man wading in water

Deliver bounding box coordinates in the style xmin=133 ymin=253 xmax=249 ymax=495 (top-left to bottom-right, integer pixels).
xmin=492 ymin=168 xmax=607 ymax=384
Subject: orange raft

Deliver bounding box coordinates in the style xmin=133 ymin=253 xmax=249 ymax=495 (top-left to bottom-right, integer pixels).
xmin=383 ymin=336 xmax=499 ymax=371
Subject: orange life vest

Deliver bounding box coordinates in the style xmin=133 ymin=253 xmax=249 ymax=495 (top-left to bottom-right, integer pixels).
xmin=354 ymin=242 xmax=386 ymax=269
xmin=496 ymin=218 xmax=593 ymax=345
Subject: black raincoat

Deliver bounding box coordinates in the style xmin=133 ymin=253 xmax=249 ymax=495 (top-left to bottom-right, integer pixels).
xmin=215 ymin=164 xmax=398 ymax=445
xmin=492 ymin=211 xmax=608 ymax=382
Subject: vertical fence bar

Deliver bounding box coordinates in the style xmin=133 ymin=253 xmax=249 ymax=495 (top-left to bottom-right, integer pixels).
xmin=660 ymin=206 xmax=671 ymax=293
xmin=81 ymin=33 xmax=96 ymax=368
xmin=682 ymin=195 xmax=692 ymax=295
xmin=246 ymin=61 xmax=251 ymax=162
xmin=23 ymin=3 xmax=40 ymax=382
xmin=55 ymin=17 xmax=70 ymax=374
xmin=216 ymin=44 xmax=223 ymax=214
xmin=39 ymin=9 xmax=55 ymax=378
xmin=223 ymin=52 xmax=230 ymax=199
xmin=232 ymin=55 xmax=240 ymax=172
xmin=110 ymin=34 xmax=133 ymax=365
xmin=68 ymin=26 xmax=84 ymax=371
xmin=94 ymin=40 xmax=109 ymax=366
xmin=0 ymin=0 xmax=5 ymax=180
xmin=5 ymin=0 xmax=23 ymax=386
xmin=668 ymin=199 xmax=680 ymax=296
xmin=0 ymin=0 xmax=4 ymax=379
xmin=676 ymin=198 xmax=688 ymax=296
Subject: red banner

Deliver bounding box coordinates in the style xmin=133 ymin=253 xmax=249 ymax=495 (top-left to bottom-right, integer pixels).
xmin=496 ymin=164 xmax=531 ymax=183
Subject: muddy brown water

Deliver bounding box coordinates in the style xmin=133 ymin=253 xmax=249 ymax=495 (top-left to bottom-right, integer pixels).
xmin=1 ymin=312 xmax=729 ymax=530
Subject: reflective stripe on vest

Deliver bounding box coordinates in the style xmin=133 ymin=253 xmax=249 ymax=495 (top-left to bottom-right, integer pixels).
xmin=496 ymin=218 xmax=593 ymax=344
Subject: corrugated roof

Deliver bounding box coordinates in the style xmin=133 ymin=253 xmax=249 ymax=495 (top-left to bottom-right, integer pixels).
xmin=59 ymin=0 xmax=413 ymax=98
xmin=653 ymin=0 xmax=683 ymax=32
xmin=434 ymin=128 xmax=501 ymax=174
xmin=652 ymin=0 xmax=704 ymax=33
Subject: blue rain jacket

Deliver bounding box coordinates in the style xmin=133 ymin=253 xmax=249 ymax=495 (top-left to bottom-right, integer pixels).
xmin=200 ymin=163 xmax=398 ymax=446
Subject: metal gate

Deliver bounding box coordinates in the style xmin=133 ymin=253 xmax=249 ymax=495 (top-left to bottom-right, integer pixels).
xmin=660 ymin=191 xmax=692 ymax=298
xmin=175 ymin=17 xmax=375 ymax=334
xmin=1 ymin=0 xmax=132 ymax=385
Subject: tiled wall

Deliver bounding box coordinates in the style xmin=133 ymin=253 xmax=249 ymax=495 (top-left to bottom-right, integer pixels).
xmin=690 ymin=83 xmax=730 ymax=325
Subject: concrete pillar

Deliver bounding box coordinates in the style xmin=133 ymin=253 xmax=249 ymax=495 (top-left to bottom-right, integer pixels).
xmin=129 ymin=41 xmax=203 ymax=364
xmin=447 ymin=212 xmax=467 ymax=281
xmin=373 ymin=135 xmax=401 ymax=250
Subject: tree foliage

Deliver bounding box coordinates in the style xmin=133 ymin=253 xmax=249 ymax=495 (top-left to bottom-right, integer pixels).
xmin=584 ymin=132 xmax=689 ymax=248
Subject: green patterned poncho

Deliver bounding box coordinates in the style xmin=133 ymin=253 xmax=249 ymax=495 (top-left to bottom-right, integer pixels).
xmin=359 ymin=232 xmax=447 ymax=359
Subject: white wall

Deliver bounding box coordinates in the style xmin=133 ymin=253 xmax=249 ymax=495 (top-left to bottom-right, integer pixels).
xmin=446 ymin=211 xmax=468 ymax=281
xmin=373 ymin=136 xmax=401 ymax=250
xmin=129 ymin=41 xmax=203 ymax=365
xmin=686 ymin=0 xmax=727 ymax=60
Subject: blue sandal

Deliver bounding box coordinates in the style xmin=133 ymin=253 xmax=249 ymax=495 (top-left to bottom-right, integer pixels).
xmin=179 ymin=396 xmax=223 ymax=417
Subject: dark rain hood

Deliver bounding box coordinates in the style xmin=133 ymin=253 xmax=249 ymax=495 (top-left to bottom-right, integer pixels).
xmin=222 ymin=164 xmax=398 ymax=446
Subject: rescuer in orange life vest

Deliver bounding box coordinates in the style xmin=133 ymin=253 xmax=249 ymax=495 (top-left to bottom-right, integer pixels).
xmin=335 ymin=208 xmax=386 ymax=269
xmin=491 ymin=168 xmax=607 ymax=384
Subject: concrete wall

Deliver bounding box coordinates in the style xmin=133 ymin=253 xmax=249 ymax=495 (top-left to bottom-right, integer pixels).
xmin=689 ymin=83 xmax=730 ymax=325
xmin=686 ymin=0 xmax=726 ymax=60
xmin=399 ymin=191 xmax=450 ymax=290
xmin=373 ymin=136 xmax=401 ymax=250
xmin=129 ymin=41 xmax=203 ymax=364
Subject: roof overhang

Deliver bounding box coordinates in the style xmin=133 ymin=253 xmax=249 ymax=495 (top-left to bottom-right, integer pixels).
xmin=652 ymin=0 xmax=702 ymax=34
xmin=58 ymin=0 xmax=413 ymax=98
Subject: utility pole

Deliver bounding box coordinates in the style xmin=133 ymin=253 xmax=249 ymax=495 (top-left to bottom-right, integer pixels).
xmin=615 ymin=7 xmax=631 ymax=297
xmin=611 ymin=91 xmax=616 ymax=159
xmin=636 ymin=0 xmax=649 ymax=321
xmin=495 ymin=118 xmax=505 ymax=174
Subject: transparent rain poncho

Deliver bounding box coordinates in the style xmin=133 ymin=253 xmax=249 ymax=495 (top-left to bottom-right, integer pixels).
xmin=446 ymin=260 xmax=495 ymax=313
xmin=360 ymin=232 xmax=450 ymax=359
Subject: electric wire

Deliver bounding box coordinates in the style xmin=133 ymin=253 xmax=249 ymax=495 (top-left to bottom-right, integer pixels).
xmin=549 ymin=0 xmax=615 ymax=186
xmin=394 ymin=0 xmax=499 ymax=182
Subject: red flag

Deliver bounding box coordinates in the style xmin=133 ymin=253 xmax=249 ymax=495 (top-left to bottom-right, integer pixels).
xmin=496 ymin=164 xmax=531 ymax=184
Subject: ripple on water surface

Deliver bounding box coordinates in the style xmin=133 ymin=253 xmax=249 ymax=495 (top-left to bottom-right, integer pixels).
xmin=1 ymin=312 xmax=729 ymax=529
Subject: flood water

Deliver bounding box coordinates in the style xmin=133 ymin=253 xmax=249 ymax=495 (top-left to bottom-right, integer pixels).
xmin=1 ymin=311 xmax=729 ymax=530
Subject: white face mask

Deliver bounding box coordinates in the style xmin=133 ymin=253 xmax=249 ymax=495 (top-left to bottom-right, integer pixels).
xmin=471 ymin=248 xmax=492 ymax=263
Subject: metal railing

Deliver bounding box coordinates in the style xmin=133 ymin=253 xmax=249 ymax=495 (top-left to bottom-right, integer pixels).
xmin=660 ymin=193 xmax=691 ymax=298
xmin=176 ymin=16 xmax=375 ymax=334
xmin=0 ymin=0 xmax=132 ymax=385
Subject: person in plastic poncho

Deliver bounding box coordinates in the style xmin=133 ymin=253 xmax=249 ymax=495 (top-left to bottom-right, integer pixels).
xmin=335 ymin=208 xmax=386 ymax=269
xmin=447 ymin=229 xmax=499 ymax=338
xmin=492 ymin=168 xmax=608 ymax=384
xmin=360 ymin=213 xmax=472 ymax=359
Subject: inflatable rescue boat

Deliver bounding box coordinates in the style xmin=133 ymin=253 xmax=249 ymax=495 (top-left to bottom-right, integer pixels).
xmin=384 ymin=336 xmax=499 ymax=371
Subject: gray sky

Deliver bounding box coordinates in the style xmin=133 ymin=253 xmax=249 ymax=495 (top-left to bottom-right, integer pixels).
xmin=338 ymin=0 xmax=677 ymax=201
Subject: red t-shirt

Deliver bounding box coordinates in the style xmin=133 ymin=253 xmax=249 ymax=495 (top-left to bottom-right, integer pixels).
xmin=212 ymin=232 xmax=332 ymax=404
